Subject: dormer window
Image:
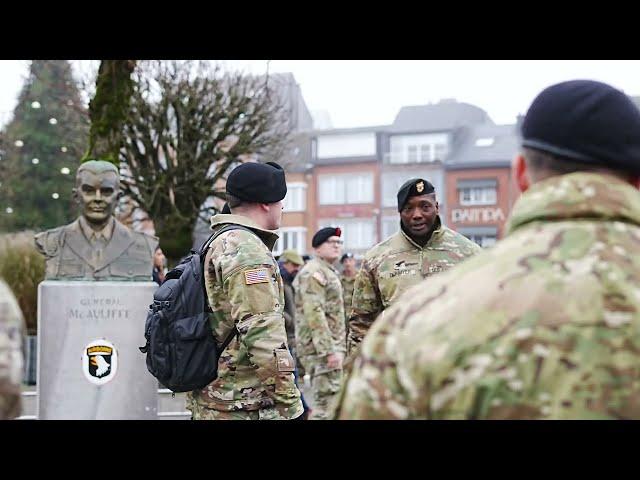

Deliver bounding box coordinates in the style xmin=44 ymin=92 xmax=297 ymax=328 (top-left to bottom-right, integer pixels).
xmin=475 ymin=137 xmax=495 ymax=147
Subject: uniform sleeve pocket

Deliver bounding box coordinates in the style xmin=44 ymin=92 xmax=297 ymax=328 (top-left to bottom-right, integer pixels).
xmin=274 ymin=348 xmax=297 ymax=396
xmin=275 ymin=348 xmax=295 ymax=373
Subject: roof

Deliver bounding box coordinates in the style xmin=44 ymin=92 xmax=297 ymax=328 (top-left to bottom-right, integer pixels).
xmin=446 ymin=123 xmax=518 ymax=169
xmin=312 ymin=125 xmax=388 ymax=136
xmin=389 ymin=101 xmax=493 ymax=133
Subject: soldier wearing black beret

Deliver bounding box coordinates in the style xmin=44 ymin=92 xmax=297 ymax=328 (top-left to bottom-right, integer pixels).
xmin=188 ymin=160 xmax=304 ymax=421
xmin=226 ymin=161 xmax=287 ymax=205
xmin=337 ymin=81 xmax=640 ymax=420
xmin=293 ymin=225 xmax=346 ymax=419
xmin=346 ymin=177 xmax=481 ymax=357
xmin=520 ymin=80 xmax=640 ymax=175
xmin=312 ymin=227 xmax=342 ymax=248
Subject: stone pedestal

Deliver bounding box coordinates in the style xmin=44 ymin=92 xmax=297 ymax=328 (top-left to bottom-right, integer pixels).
xmin=37 ymin=281 xmax=158 ymax=419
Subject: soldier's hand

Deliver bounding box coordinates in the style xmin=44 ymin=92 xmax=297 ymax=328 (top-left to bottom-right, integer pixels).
xmin=326 ymin=352 xmax=343 ymax=370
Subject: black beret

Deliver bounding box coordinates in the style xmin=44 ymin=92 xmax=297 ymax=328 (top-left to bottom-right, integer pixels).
xmin=340 ymin=252 xmax=354 ymax=263
xmin=312 ymin=227 xmax=342 ymax=248
xmin=226 ymin=161 xmax=287 ymax=203
xmin=221 ymin=202 xmax=231 ymax=214
xmin=397 ymin=178 xmax=435 ymax=212
xmin=521 ymin=80 xmax=640 ymax=174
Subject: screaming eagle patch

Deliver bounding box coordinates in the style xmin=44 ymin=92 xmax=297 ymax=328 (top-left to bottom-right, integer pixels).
xmin=82 ymin=339 xmax=118 ymax=385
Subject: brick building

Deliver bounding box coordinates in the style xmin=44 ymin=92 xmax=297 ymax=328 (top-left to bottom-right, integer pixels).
xmin=445 ymin=123 xmax=520 ymax=246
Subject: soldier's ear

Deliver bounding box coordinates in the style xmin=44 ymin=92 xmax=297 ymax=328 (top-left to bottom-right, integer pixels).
xmin=513 ymin=154 xmax=531 ymax=193
xmin=72 ymin=187 xmax=80 ymax=203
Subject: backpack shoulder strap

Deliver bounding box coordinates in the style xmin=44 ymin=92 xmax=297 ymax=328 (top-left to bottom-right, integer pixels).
xmin=199 ymin=224 xmax=255 ymax=257
xmin=199 ymin=224 xmax=259 ymax=352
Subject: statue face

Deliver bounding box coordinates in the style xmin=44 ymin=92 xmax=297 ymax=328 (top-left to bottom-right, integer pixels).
xmin=74 ymin=170 xmax=119 ymax=225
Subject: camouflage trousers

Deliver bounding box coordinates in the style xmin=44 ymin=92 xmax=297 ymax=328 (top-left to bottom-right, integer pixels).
xmin=185 ymin=392 xmax=302 ymax=420
xmin=185 ymin=393 xmax=259 ymax=420
xmin=190 ymin=405 xmax=260 ymax=420
xmin=300 ymin=356 xmax=343 ymax=420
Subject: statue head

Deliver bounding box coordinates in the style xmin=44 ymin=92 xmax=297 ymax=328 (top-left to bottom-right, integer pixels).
xmin=72 ymin=160 xmax=120 ymax=227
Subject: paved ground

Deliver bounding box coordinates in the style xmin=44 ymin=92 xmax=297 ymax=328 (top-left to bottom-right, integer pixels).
xmin=19 ymin=378 xmax=316 ymax=420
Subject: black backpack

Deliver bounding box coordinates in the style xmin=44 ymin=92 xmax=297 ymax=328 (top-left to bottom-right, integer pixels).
xmin=139 ymin=224 xmax=251 ymax=392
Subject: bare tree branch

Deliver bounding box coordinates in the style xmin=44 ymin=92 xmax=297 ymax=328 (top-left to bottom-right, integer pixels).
xmin=115 ymin=60 xmax=293 ymax=260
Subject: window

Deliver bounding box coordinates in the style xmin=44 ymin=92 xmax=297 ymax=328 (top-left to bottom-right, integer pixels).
xmin=388 ymin=133 xmax=449 ymax=164
xmin=408 ymin=146 xmax=418 ymax=163
xmin=475 ymin=137 xmax=495 ymax=147
xmin=319 ymin=173 xmax=373 ymax=205
xmin=420 ymin=144 xmax=430 ymax=162
xmin=283 ymin=182 xmax=306 ymax=212
xmin=458 ymin=227 xmax=498 ymax=249
xmin=459 ymin=187 xmax=497 ymax=206
xmin=319 ymin=176 xmax=343 ymax=204
xmin=465 ymin=234 xmax=497 ymax=248
xmin=382 ymin=216 xmax=399 ymax=240
xmin=316 ymin=133 xmax=376 ymax=159
xmin=319 ymin=218 xmax=376 ymax=250
xmin=433 ymin=143 xmax=448 ymax=161
xmin=273 ymin=227 xmax=306 ymax=256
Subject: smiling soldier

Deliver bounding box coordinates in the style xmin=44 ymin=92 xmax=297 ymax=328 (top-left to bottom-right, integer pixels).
xmin=346 ymin=178 xmax=481 ymax=356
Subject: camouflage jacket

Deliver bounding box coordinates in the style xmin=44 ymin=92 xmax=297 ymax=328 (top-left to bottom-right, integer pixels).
xmin=282 ymin=282 xmax=297 ymax=350
xmin=338 ymin=172 xmax=640 ymax=419
xmin=341 ymin=274 xmax=356 ymax=327
xmin=293 ymin=257 xmax=346 ymax=361
xmin=0 ymin=280 xmax=24 ymax=420
xmin=191 ymin=214 xmax=303 ymax=420
xmin=347 ymin=217 xmax=481 ymax=352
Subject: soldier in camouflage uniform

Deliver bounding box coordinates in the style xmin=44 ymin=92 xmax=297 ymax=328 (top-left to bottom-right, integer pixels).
xmin=340 ymin=253 xmax=357 ymax=334
xmin=293 ymin=227 xmax=346 ymax=420
xmin=187 ymin=161 xmax=303 ymax=420
xmin=0 ymin=279 xmax=24 ymax=420
xmin=347 ymin=179 xmax=481 ymax=355
xmin=278 ymin=249 xmax=305 ymax=355
xmin=338 ymin=80 xmax=640 ymax=419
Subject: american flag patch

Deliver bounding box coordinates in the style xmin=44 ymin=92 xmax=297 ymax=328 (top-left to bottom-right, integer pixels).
xmin=244 ymin=268 xmax=270 ymax=285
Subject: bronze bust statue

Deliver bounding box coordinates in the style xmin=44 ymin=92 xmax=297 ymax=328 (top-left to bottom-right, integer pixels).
xmin=35 ymin=160 xmax=158 ymax=281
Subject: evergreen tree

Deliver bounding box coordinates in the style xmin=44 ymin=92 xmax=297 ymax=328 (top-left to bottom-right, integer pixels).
xmin=0 ymin=60 xmax=89 ymax=232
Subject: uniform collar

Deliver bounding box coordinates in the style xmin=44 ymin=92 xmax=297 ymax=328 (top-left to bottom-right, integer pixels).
xmin=210 ymin=213 xmax=280 ymax=250
xmin=400 ymin=215 xmax=444 ymax=249
xmin=314 ymin=256 xmax=339 ymax=274
xmin=507 ymin=172 xmax=640 ymax=234
xmin=78 ymin=215 xmax=115 ymax=244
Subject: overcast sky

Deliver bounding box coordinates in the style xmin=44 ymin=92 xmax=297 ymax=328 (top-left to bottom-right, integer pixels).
xmin=2 ymin=60 xmax=640 ymax=129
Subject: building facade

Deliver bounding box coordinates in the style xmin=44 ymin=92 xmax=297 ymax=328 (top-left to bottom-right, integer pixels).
xmin=199 ymin=91 xmax=523 ymax=256
xmin=310 ymin=127 xmax=383 ymax=255
xmin=444 ymin=124 xmax=520 ymax=246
